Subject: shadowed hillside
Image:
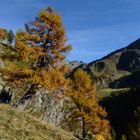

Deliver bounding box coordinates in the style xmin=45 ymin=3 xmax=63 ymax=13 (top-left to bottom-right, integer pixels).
xmin=100 ymin=87 xmax=140 ymax=139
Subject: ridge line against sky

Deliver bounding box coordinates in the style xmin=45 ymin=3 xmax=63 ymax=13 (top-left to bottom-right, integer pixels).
xmin=0 ymin=0 xmax=140 ymax=62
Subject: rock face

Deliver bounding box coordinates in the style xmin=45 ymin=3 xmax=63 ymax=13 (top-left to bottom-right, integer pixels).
xmin=0 ymin=84 xmax=83 ymax=138
xmin=26 ymin=88 xmax=83 ymax=138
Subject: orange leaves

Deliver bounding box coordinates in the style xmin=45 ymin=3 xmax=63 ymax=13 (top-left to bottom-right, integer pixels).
xmin=73 ymin=69 xmax=95 ymax=93
xmin=40 ymin=68 xmax=69 ymax=91
xmin=39 ymin=8 xmax=62 ymax=26
xmin=24 ymin=7 xmax=71 ymax=67
xmin=68 ymin=69 xmax=111 ymax=139
xmin=68 ymin=68 xmax=98 ymax=108
xmin=62 ymin=45 xmax=72 ymax=53
xmin=15 ymin=30 xmax=45 ymax=62
xmin=0 ymin=7 xmax=71 ymax=101
xmin=31 ymin=73 xmax=42 ymax=85
xmin=0 ymin=28 xmax=7 ymax=40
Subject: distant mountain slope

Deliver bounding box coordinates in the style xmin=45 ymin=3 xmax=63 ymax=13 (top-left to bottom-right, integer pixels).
xmin=77 ymin=39 xmax=140 ymax=89
xmin=0 ymin=104 xmax=78 ymax=140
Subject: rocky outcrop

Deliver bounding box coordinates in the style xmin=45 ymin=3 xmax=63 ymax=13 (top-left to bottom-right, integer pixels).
xmin=0 ymin=83 xmax=84 ymax=138
xmin=0 ymin=81 xmax=84 ymax=138
xmin=25 ymin=88 xmax=83 ymax=138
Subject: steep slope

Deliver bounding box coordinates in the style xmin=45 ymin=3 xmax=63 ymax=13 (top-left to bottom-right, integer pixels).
xmin=0 ymin=43 xmax=83 ymax=138
xmin=78 ymin=39 xmax=140 ymax=89
xmin=0 ymin=104 xmax=78 ymax=140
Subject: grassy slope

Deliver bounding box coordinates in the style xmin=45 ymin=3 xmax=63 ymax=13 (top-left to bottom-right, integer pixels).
xmin=98 ymin=84 xmax=140 ymax=99
xmin=0 ymin=104 xmax=77 ymax=140
xmin=98 ymin=88 xmax=129 ymax=99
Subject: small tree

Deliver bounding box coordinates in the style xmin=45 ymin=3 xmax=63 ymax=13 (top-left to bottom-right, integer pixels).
xmin=7 ymin=30 xmax=14 ymax=44
xmin=68 ymin=69 xmax=111 ymax=140
xmin=0 ymin=7 xmax=71 ymax=109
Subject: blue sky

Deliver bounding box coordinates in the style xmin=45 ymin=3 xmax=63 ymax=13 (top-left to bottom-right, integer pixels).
xmin=0 ymin=0 xmax=140 ymax=62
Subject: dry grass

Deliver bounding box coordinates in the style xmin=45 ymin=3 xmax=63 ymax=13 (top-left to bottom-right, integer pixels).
xmin=0 ymin=104 xmax=78 ymax=140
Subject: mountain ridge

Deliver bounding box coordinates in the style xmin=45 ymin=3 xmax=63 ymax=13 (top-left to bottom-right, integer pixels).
xmin=88 ymin=38 xmax=140 ymax=64
xmin=73 ymin=38 xmax=140 ymax=89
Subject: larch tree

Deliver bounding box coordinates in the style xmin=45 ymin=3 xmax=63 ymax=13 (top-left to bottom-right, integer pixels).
xmin=68 ymin=69 xmax=112 ymax=140
xmin=0 ymin=7 xmax=72 ymax=109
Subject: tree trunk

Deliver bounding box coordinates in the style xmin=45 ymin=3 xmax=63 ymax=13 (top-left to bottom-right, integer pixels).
xmin=13 ymin=84 xmax=37 ymax=110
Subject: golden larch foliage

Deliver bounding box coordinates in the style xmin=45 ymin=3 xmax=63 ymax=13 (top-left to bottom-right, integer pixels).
xmin=0 ymin=7 xmax=71 ymax=95
xmin=68 ymin=69 xmax=112 ymax=140
xmin=0 ymin=28 xmax=7 ymax=41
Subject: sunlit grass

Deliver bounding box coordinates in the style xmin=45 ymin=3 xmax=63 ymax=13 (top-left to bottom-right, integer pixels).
xmin=0 ymin=104 xmax=77 ymax=140
xmin=98 ymin=88 xmax=130 ymax=99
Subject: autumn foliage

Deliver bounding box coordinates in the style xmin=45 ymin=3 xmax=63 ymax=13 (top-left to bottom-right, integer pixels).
xmin=0 ymin=6 xmax=112 ymax=139
xmin=0 ymin=7 xmax=71 ymax=93
xmin=68 ymin=69 xmax=111 ymax=140
xmin=0 ymin=28 xmax=7 ymax=41
xmin=24 ymin=6 xmax=72 ymax=68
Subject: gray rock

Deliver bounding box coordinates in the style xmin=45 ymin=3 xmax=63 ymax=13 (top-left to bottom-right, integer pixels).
xmin=26 ymin=88 xmax=83 ymax=138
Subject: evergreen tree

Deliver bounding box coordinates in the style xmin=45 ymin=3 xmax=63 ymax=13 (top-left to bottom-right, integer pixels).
xmin=7 ymin=30 xmax=14 ymax=44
